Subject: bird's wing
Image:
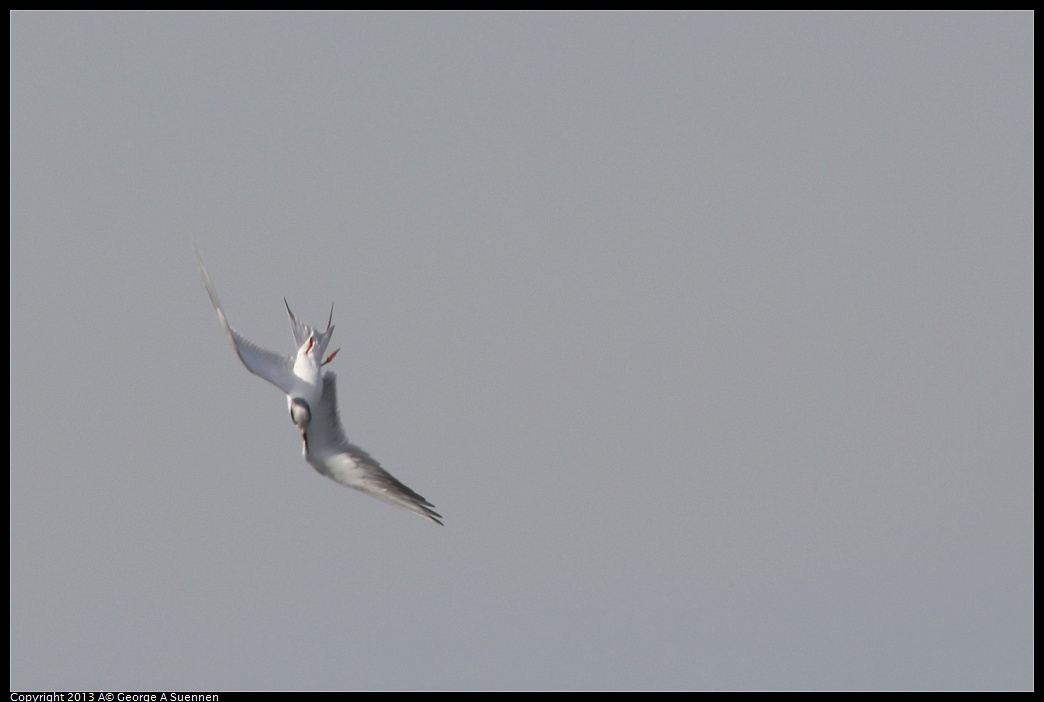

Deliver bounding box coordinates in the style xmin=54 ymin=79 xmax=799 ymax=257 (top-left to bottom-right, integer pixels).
xmin=196 ymin=247 xmax=297 ymax=395
xmin=305 ymin=372 xmax=443 ymax=525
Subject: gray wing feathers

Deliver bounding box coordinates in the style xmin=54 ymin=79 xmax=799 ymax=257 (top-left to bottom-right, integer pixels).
xmin=196 ymin=247 xmax=296 ymax=394
xmin=307 ymin=372 xmax=443 ymax=525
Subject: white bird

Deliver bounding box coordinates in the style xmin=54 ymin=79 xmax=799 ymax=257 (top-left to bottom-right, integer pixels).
xmin=196 ymin=249 xmax=443 ymax=525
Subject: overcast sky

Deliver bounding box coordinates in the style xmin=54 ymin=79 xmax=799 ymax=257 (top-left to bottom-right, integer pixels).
xmin=10 ymin=11 xmax=1033 ymax=691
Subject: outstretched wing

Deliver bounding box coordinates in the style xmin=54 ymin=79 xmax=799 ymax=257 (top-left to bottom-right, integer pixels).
xmin=196 ymin=246 xmax=297 ymax=395
xmin=304 ymin=372 xmax=442 ymax=525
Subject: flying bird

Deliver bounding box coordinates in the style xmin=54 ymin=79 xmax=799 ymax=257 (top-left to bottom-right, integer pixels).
xmin=195 ymin=248 xmax=442 ymax=525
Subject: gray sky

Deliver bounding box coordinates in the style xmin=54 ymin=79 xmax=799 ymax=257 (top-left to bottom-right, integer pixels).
xmin=10 ymin=12 xmax=1033 ymax=691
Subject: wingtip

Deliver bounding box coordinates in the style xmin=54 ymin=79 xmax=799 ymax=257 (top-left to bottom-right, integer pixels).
xmin=194 ymin=246 xmax=226 ymax=316
xmin=193 ymin=243 xmax=209 ymax=281
xmin=418 ymin=502 xmax=444 ymax=525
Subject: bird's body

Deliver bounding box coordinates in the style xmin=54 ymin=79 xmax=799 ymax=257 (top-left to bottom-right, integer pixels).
xmin=196 ymin=248 xmax=442 ymax=525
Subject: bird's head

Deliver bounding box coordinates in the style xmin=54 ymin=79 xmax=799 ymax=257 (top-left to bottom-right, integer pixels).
xmin=290 ymin=397 xmax=311 ymax=434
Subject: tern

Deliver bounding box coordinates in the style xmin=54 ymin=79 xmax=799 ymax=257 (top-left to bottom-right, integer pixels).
xmin=196 ymin=249 xmax=443 ymax=525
